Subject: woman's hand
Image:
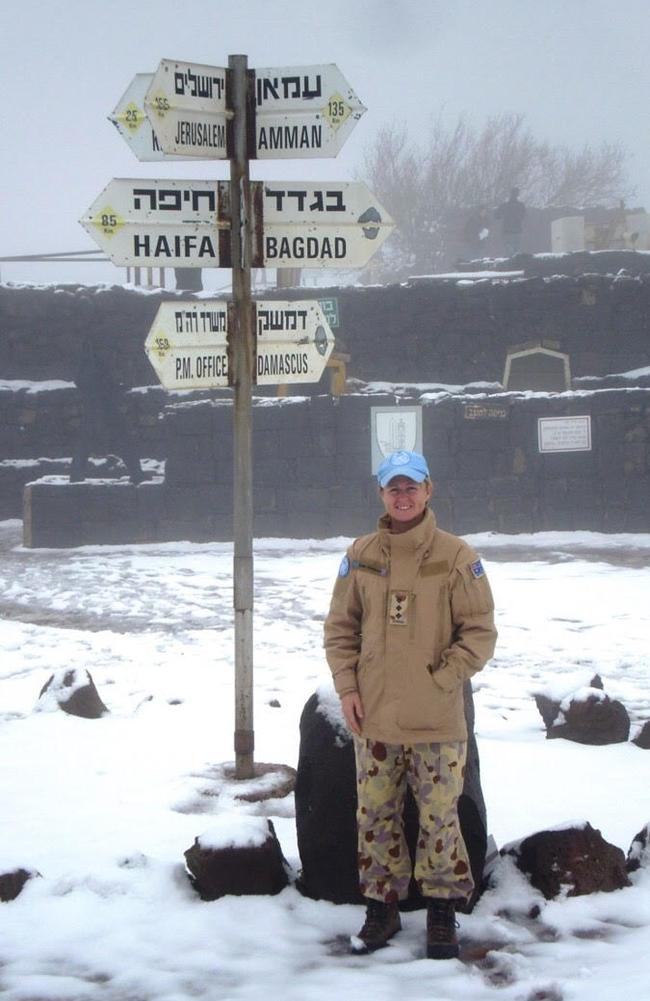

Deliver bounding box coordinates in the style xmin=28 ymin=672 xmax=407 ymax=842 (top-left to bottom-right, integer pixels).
xmin=340 ymin=691 xmax=364 ymax=736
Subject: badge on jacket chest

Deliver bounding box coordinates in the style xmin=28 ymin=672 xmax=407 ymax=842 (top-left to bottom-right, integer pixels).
xmin=389 ymin=591 xmax=409 ymax=625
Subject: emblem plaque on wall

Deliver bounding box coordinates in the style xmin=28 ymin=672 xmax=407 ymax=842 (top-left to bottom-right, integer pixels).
xmin=370 ymin=406 xmax=423 ymax=474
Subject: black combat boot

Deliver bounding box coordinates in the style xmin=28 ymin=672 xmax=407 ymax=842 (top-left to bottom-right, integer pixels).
xmin=350 ymin=898 xmax=402 ymax=953
xmin=426 ymin=898 xmax=460 ymax=959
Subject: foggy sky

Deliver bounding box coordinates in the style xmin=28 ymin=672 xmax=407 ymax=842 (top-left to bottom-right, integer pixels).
xmin=2 ymin=0 xmax=649 ymax=286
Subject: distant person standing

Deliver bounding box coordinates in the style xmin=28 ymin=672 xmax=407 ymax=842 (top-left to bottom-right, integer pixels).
xmin=609 ymin=199 xmax=629 ymax=250
xmin=495 ymin=187 xmax=526 ymax=257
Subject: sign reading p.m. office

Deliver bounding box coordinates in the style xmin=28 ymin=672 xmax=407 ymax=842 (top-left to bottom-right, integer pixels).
xmin=538 ymin=415 xmax=592 ymax=453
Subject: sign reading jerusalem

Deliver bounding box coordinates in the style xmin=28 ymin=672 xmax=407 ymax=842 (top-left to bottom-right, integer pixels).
xmin=144 ymin=300 xmax=335 ymax=389
xmin=144 ymin=60 xmax=229 ymax=159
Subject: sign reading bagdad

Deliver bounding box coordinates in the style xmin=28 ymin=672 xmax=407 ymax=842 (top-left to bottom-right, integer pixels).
xmin=260 ymin=181 xmax=393 ymax=267
xmin=80 ymin=178 xmax=393 ymax=269
xmin=144 ymin=300 xmax=335 ymax=389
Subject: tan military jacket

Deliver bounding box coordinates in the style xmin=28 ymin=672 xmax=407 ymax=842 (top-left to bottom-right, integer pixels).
xmin=323 ymin=508 xmax=497 ymax=744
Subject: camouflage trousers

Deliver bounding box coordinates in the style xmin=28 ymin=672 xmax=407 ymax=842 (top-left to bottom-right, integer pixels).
xmin=353 ymin=737 xmax=474 ymax=904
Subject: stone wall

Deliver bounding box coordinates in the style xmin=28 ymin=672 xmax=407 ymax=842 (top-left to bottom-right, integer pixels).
xmin=4 ymin=270 xmax=650 ymax=544
xmin=22 ymin=385 xmax=650 ymax=546
xmin=3 ymin=264 xmax=650 ymax=389
xmin=0 ymin=383 xmax=170 ymax=518
xmin=159 ymin=389 xmax=650 ymax=540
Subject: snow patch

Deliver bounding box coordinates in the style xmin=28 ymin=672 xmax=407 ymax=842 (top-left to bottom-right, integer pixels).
xmin=35 ymin=667 xmax=91 ymax=712
xmin=502 ymin=819 xmax=592 ymax=855
xmin=559 ymin=686 xmax=607 ymax=710
xmin=315 ymin=680 xmax=348 ymax=741
xmin=197 ymin=815 xmax=272 ymax=851
xmin=0 ymin=379 xmax=75 ymax=393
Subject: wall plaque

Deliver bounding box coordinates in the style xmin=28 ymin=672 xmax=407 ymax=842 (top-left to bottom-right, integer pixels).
xmin=464 ymin=404 xmax=509 ymax=420
xmin=538 ymin=415 xmax=592 ymax=453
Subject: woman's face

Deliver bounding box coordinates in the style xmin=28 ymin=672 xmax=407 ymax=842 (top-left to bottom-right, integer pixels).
xmin=380 ymin=475 xmax=431 ymax=528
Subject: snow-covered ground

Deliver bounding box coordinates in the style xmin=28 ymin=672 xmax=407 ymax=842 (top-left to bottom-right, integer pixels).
xmin=1 ymin=519 xmax=649 ymax=1001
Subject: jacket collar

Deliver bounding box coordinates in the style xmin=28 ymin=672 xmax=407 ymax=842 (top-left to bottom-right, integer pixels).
xmin=377 ymin=506 xmax=437 ymax=553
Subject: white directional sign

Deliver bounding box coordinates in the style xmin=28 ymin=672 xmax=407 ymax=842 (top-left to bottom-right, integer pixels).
xmin=259 ymin=181 xmax=394 ymax=268
xmin=254 ymin=64 xmax=366 ymax=159
xmin=134 ymin=60 xmax=365 ymax=161
xmin=144 ymin=59 xmax=229 ymax=159
xmin=108 ymin=74 xmax=202 ymax=162
xmin=144 ymin=300 xmax=335 ymax=389
xmin=82 ymin=178 xmax=393 ymax=269
xmin=255 ymin=301 xmax=335 ymax=382
xmin=79 ymin=178 xmax=230 ymax=268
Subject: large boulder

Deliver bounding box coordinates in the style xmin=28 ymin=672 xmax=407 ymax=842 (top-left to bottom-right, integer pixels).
xmin=38 ymin=668 xmax=109 ymax=718
xmin=184 ymin=816 xmax=289 ymax=900
xmin=626 ymin=822 xmax=650 ymax=874
xmin=503 ymin=822 xmax=630 ymax=899
xmin=534 ymin=675 xmax=629 ymax=745
xmin=295 ymin=681 xmax=487 ymax=911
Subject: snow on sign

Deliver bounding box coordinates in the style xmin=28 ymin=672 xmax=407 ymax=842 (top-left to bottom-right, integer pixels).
xmin=259 ymin=181 xmax=394 ymax=268
xmin=145 ymin=300 xmax=335 ymax=389
xmin=79 ymin=178 xmax=231 ymax=268
xmin=144 ymin=59 xmax=229 ymax=159
xmin=254 ymin=64 xmax=366 ymax=159
xmin=108 ymin=74 xmax=204 ymax=162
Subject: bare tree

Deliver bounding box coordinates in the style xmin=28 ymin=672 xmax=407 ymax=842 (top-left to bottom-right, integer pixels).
xmin=360 ymin=113 xmax=632 ymax=281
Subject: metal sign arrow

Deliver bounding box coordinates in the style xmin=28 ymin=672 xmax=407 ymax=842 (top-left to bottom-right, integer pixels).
xmin=81 ymin=178 xmax=393 ymax=270
xmin=254 ymin=63 xmax=366 ymax=159
xmin=258 ymin=180 xmax=394 ymax=268
xmin=108 ymin=73 xmax=204 ymax=162
xmin=144 ymin=299 xmax=335 ymax=389
xmin=144 ymin=59 xmax=230 ymax=159
xmin=138 ymin=60 xmax=365 ymax=161
xmin=79 ymin=178 xmax=232 ymax=268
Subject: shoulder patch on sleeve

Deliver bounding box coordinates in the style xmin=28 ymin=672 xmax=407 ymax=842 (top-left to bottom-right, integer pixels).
xmin=470 ymin=558 xmax=485 ymax=579
xmin=338 ymin=555 xmax=350 ymax=577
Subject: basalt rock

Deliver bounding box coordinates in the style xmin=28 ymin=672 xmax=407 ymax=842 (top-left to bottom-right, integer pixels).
xmin=632 ymin=721 xmax=650 ymax=749
xmin=184 ymin=818 xmax=289 ymax=900
xmin=534 ymin=693 xmax=561 ymax=731
xmin=0 ymin=868 xmax=39 ymax=902
xmin=38 ymin=668 xmax=109 ymax=718
xmin=294 ymin=682 xmax=488 ymax=912
xmin=534 ymin=676 xmax=629 ymax=745
xmin=504 ymin=822 xmax=630 ymax=899
xmin=626 ymin=823 xmax=650 ymax=874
